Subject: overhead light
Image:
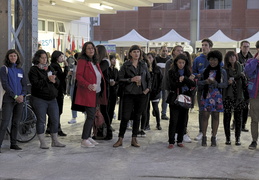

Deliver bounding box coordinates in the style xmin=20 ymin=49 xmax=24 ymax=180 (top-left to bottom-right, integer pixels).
xmin=50 ymin=0 xmax=56 ymax=5
xmin=100 ymin=3 xmax=113 ymax=10
xmin=62 ymin=0 xmax=84 ymax=2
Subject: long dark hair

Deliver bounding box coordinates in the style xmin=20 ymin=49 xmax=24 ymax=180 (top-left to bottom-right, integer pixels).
xmin=96 ymin=45 xmax=108 ymax=62
xmin=224 ymin=51 xmax=238 ymax=69
xmin=4 ymin=49 xmax=22 ymax=68
xmin=79 ymin=41 xmax=98 ymax=64
xmin=171 ymin=54 xmax=191 ymax=77
xmin=32 ymin=49 xmax=49 ymax=65
xmin=51 ymin=50 xmax=63 ymax=63
xmin=147 ymin=52 xmax=157 ymax=72
xmin=203 ymin=50 xmax=222 ymax=98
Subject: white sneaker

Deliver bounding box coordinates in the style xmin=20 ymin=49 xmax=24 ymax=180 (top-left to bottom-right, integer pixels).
xmin=88 ymin=137 xmax=99 ymax=145
xmin=81 ymin=139 xmax=95 ymax=148
xmin=183 ymin=134 xmax=192 ymax=143
xmin=194 ymin=132 xmax=203 ymax=141
xmin=68 ymin=118 xmax=77 ymax=124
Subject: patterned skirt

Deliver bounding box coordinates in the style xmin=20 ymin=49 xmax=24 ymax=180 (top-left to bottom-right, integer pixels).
xmin=200 ymin=88 xmax=224 ymax=112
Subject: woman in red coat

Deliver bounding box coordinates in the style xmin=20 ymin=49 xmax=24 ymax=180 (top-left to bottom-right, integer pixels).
xmin=75 ymin=41 xmax=106 ymax=148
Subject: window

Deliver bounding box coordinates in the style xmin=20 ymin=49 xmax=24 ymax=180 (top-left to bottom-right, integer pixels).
xmin=56 ymin=22 xmax=66 ymax=34
xmin=204 ymin=0 xmax=232 ymax=9
xmin=38 ymin=19 xmax=45 ymax=31
xmin=48 ymin=21 xmax=55 ymax=32
xmin=247 ymin=0 xmax=259 ymax=9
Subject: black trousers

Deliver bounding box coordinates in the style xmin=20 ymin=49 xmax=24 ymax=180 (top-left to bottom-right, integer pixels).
xmin=118 ymin=94 xmax=148 ymax=138
xmin=108 ymin=92 xmax=117 ymax=124
xmin=168 ymin=104 xmax=188 ymax=144
xmin=100 ymin=104 xmax=112 ymax=138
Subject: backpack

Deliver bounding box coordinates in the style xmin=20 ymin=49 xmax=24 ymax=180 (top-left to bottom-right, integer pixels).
xmin=92 ymin=106 xmax=107 ymax=140
xmin=0 ymin=66 xmax=8 ymax=111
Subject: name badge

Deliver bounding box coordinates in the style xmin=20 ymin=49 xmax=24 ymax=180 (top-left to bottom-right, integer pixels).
xmin=18 ymin=73 xmax=23 ymax=78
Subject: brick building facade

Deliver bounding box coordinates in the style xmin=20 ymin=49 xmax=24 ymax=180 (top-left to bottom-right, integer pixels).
xmin=94 ymin=0 xmax=259 ymax=43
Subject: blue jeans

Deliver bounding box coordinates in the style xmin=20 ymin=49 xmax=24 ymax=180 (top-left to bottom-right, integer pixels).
xmin=161 ymin=90 xmax=168 ymax=116
xmin=31 ymin=96 xmax=59 ymax=134
xmin=0 ymin=97 xmax=23 ymax=146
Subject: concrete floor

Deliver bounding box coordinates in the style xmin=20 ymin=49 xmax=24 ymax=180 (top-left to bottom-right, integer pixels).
xmin=0 ymin=97 xmax=258 ymax=180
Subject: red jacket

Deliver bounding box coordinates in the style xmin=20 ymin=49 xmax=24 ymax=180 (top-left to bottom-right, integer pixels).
xmin=75 ymin=59 xmax=107 ymax=107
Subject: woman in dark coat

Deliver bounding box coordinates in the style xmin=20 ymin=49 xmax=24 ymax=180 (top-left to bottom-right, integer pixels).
xmin=145 ymin=52 xmax=163 ymax=130
xmin=113 ymin=45 xmax=151 ymax=148
xmin=46 ymin=50 xmax=69 ymax=136
xmin=166 ymin=54 xmax=196 ymax=149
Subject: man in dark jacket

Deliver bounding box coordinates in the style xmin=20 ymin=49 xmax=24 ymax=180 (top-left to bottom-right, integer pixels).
xmin=156 ymin=46 xmax=171 ymax=120
xmin=236 ymin=40 xmax=253 ymax=132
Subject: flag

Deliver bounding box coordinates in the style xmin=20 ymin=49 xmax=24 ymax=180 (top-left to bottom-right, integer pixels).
xmin=58 ymin=35 xmax=61 ymax=50
xmin=67 ymin=32 xmax=71 ymax=43
xmin=53 ymin=38 xmax=55 ymax=48
xmin=71 ymin=36 xmax=75 ymax=51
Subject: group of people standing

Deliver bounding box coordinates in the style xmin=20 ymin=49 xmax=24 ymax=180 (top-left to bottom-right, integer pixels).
xmin=192 ymin=39 xmax=259 ymax=149
xmin=1 ymin=38 xmax=259 ymax=152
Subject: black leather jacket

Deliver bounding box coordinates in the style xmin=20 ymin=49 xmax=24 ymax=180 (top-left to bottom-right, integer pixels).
xmin=119 ymin=60 xmax=151 ymax=95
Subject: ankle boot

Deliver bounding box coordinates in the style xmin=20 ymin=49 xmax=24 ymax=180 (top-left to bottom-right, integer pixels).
xmin=113 ymin=137 xmax=123 ymax=147
xmin=131 ymin=137 xmax=140 ymax=147
xmin=235 ymin=137 xmax=241 ymax=146
xmin=51 ymin=133 xmax=66 ymax=147
xmin=211 ymin=136 xmax=217 ymax=147
xmin=37 ymin=134 xmax=49 ymax=149
xmin=202 ymin=136 xmax=207 ymax=147
xmin=225 ymin=136 xmax=231 ymax=145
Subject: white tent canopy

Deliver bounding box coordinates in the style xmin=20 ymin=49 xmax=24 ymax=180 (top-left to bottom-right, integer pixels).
xmin=241 ymin=31 xmax=259 ymax=48
xmin=196 ymin=30 xmax=238 ymax=48
xmin=149 ymin=29 xmax=190 ymax=47
xmin=108 ymin=29 xmax=149 ymax=47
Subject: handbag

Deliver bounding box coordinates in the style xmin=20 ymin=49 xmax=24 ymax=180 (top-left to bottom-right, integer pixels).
xmin=93 ymin=106 xmax=107 ymax=139
xmin=174 ymin=88 xmax=192 ymax=109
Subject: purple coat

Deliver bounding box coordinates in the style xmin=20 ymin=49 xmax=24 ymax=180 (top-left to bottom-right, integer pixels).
xmin=244 ymin=58 xmax=259 ymax=99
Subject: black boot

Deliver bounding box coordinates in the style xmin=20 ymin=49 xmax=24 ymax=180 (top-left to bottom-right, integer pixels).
xmin=223 ymin=113 xmax=231 ymax=145
xmin=58 ymin=130 xmax=67 ymax=136
xmin=202 ymin=136 xmax=207 ymax=147
xmin=225 ymin=137 xmax=231 ymax=145
xmin=234 ymin=111 xmax=242 ymax=144
xmin=58 ymin=123 xmax=67 ymax=136
xmin=235 ymin=137 xmax=241 ymax=146
xmin=211 ymin=136 xmax=217 ymax=147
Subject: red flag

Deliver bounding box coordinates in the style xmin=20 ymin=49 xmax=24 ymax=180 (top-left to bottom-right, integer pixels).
xmin=71 ymin=36 xmax=75 ymax=51
xmin=58 ymin=35 xmax=61 ymax=50
xmin=68 ymin=32 xmax=71 ymax=43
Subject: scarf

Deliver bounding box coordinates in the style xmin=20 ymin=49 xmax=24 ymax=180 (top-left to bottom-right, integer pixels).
xmin=178 ymin=69 xmax=189 ymax=93
xmin=224 ymin=62 xmax=244 ymax=104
